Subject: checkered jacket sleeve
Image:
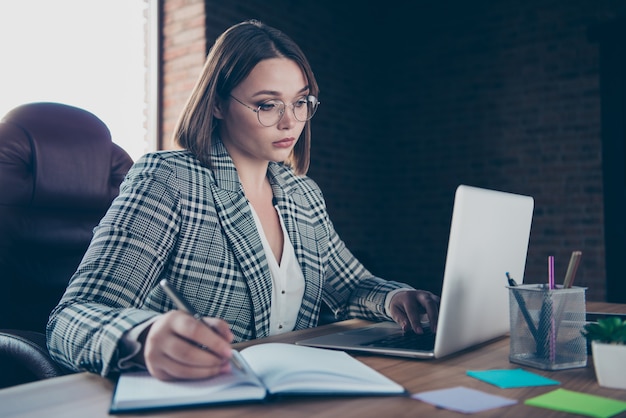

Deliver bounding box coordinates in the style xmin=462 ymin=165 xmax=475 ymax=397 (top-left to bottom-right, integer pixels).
xmin=47 ymin=146 xmax=411 ymax=377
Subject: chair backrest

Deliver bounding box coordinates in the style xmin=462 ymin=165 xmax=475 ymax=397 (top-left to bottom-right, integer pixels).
xmin=0 ymin=102 xmax=134 ymax=332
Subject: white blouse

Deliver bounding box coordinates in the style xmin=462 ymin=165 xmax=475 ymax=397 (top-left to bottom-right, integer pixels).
xmin=249 ymin=204 xmax=305 ymax=335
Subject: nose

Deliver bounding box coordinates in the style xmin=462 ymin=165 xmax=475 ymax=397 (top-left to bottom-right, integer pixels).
xmin=276 ymin=104 xmax=298 ymax=129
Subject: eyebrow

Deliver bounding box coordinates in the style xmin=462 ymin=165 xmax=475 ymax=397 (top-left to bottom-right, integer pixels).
xmin=250 ymin=86 xmax=310 ymax=98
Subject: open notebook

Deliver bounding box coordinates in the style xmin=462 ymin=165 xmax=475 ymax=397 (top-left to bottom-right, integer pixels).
xmin=109 ymin=343 xmax=405 ymax=413
xmin=297 ymin=185 xmax=534 ymax=359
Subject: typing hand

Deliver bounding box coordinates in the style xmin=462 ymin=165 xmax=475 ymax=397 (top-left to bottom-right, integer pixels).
xmin=140 ymin=311 xmax=235 ymax=381
xmin=389 ymin=290 xmax=440 ymax=334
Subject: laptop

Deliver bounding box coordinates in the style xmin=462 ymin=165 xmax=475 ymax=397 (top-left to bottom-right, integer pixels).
xmin=296 ymin=185 xmax=534 ymax=359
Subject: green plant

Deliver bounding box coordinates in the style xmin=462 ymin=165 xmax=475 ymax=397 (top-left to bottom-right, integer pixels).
xmin=582 ymin=317 xmax=626 ymax=344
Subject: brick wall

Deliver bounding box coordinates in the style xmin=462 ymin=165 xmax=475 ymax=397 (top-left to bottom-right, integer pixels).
xmin=375 ymin=1 xmax=626 ymax=301
xmin=160 ymin=0 xmax=206 ymax=150
xmin=161 ymin=0 xmax=626 ymax=301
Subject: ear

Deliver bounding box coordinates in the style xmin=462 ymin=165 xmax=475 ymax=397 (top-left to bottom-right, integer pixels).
xmin=213 ymin=97 xmax=225 ymax=120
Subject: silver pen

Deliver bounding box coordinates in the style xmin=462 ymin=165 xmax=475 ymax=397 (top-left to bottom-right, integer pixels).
xmin=159 ymin=279 xmax=245 ymax=372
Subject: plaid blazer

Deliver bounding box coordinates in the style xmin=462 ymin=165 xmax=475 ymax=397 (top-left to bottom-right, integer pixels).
xmin=47 ymin=139 xmax=410 ymax=376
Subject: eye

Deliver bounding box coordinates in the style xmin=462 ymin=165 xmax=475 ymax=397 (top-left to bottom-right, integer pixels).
xmin=258 ymin=100 xmax=281 ymax=112
xmin=293 ymin=97 xmax=308 ymax=108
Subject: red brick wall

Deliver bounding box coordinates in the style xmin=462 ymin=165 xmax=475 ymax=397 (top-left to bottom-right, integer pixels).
xmin=161 ymin=0 xmax=626 ymax=301
xmin=161 ymin=0 xmax=206 ymax=150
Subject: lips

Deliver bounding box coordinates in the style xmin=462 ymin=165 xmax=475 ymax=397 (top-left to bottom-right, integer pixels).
xmin=273 ymin=137 xmax=296 ymax=148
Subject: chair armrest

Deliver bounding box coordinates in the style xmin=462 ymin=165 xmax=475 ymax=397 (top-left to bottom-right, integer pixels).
xmin=0 ymin=329 xmax=72 ymax=388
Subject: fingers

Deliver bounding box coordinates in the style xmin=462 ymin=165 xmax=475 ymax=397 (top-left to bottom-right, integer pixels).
xmin=142 ymin=311 xmax=234 ymax=381
xmin=420 ymin=292 xmax=440 ymax=333
xmin=390 ymin=290 xmax=440 ymax=334
xmin=202 ymin=317 xmax=235 ymax=343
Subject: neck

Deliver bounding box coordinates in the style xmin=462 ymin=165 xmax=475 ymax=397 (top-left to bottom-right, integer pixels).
xmin=233 ymin=158 xmax=270 ymax=198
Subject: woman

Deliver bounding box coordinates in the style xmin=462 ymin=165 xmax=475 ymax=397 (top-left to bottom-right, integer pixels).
xmin=47 ymin=20 xmax=439 ymax=381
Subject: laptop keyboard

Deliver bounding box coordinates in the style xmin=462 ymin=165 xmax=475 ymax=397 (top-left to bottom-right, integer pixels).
xmin=361 ymin=330 xmax=436 ymax=350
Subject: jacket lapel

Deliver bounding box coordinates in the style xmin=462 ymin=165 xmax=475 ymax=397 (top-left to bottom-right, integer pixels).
xmin=209 ymin=140 xmax=272 ymax=338
xmin=268 ymin=163 xmax=324 ymax=330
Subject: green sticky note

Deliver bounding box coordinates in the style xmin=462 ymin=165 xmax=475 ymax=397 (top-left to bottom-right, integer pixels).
xmin=525 ymin=388 xmax=626 ymax=418
xmin=467 ymin=368 xmax=559 ymax=388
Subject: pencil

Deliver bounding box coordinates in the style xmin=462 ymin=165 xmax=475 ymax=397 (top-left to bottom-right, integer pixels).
xmin=563 ymin=251 xmax=582 ymax=288
xmin=506 ymin=273 xmax=539 ymax=341
xmin=548 ymin=256 xmax=555 ymax=290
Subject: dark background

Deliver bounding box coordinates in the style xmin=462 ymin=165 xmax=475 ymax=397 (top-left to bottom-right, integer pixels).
xmin=161 ymin=0 xmax=626 ymax=302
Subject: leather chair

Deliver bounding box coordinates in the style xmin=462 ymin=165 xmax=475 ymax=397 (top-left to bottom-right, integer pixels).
xmin=0 ymin=102 xmax=134 ymax=388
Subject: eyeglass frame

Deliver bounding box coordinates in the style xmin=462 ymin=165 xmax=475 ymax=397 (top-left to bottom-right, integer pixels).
xmin=229 ymin=94 xmax=320 ymax=127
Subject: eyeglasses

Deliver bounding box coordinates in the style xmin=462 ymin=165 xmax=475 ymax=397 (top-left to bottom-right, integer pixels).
xmin=230 ymin=94 xmax=320 ymax=127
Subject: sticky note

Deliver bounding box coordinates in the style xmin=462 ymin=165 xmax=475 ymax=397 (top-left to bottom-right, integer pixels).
xmin=412 ymin=386 xmax=517 ymax=413
xmin=467 ymin=368 xmax=559 ymax=388
xmin=525 ymin=388 xmax=626 ymax=418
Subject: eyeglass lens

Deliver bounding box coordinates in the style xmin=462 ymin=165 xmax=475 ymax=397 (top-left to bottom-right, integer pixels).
xmin=257 ymin=96 xmax=319 ymax=126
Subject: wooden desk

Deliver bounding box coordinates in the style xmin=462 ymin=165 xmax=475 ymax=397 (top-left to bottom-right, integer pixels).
xmin=2 ymin=302 xmax=625 ymax=418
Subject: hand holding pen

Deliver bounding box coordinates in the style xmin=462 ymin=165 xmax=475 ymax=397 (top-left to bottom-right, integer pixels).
xmin=137 ymin=279 xmax=244 ymax=381
xmin=160 ymin=279 xmax=245 ymax=371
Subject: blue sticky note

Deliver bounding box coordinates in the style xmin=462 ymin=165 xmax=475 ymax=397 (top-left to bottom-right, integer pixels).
xmin=467 ymin=368 xmax=560 ymax=388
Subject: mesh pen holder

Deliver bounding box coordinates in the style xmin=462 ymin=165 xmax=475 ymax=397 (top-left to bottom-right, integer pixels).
xmin=508 ymin=284 xmax=587 ymax=370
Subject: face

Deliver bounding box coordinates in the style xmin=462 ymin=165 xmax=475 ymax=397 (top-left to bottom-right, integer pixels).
xmin=214 ymin=58 xmax=309 ymax=169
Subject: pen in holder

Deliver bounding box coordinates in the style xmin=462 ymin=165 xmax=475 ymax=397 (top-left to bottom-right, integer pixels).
xmin=507 ymin=284 xmax=587 ymax=370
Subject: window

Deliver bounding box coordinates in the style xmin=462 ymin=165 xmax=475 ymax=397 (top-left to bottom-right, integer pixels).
xmin=0 ymin=0 xmax=156 ymax=161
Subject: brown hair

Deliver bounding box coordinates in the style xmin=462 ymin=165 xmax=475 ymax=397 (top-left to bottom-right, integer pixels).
xmin=173 ymin=20 xmax=319 ymax=175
